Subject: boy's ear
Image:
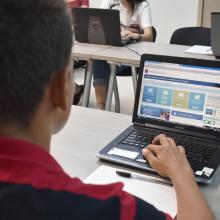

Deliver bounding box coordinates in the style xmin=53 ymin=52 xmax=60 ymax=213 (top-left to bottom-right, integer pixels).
xmin=49 ymin=66 xmax=72 ymax=111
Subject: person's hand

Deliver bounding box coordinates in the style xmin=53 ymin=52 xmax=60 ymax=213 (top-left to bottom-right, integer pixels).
xmin=121 ymin=30 xmax=132 ymax=38
xmin=121 ymin=30 xmax=139 ymax=40
xmin=127 ymin=24 xmax=141 ymax=34
xmin=142 ymin=134 xmax=193 ymax=181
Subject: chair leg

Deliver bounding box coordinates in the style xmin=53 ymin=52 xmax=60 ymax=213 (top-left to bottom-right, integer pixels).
xmin=131 ymin=66 xmax=137 ymax=95
xmin=113 ymin=76 xmax=120 ymax=113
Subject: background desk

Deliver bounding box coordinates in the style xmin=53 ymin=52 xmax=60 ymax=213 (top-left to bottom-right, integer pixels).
xmin=51 ymin=106 xmax=220 ymax=218
xmin=72 ymin=42 xmax=140 ymax=110
xmin=72 ymin=42 xmax=112 ymax=107
xmin=127 ymin=42 xmax=220 ymax=61
xmin=72 ymin=42 xmax=111 ymax=60
xmin=72 ymin=42 xmax=220 ymax=112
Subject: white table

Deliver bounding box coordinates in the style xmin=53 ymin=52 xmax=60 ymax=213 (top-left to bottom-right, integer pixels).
xmin=72 ymin=42 xmax=140 ymax=111
xmin=72 ymin=42 xmax=111 ymax=60
xmin=72 ymin=42 xmax=111 ymax=107
xmin=127 ymin=42 xmax=220 ymax=61
xmin=51 ymin=106 xmax=220 ymax=218
xmin=93 ymin=46 xmax=140 ymax=111
xmin=72 ymin=42 xmax=220 ymax=112
xmin=96 ymin=42 xmax=220 ymax=111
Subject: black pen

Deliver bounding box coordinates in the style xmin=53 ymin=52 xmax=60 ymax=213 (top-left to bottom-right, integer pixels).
xmin=116 ymin=170 xmax=172 ymax=187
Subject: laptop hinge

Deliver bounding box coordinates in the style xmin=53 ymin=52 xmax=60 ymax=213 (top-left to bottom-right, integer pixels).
xmin=133 ymin=122 xmax=145 ymax=127
xmin=139 ymin=123 xmax=219 ymax=142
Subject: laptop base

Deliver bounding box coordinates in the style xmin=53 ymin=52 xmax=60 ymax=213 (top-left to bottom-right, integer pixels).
xmin=98 ymin=125 xmax=220 ymax=184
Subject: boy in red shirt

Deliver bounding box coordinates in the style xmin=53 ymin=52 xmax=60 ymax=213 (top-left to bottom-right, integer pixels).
xmin=0 ymin=0 xmax=214 ymax=220
xmin=67 ymin=0 xmax=89 ymax=8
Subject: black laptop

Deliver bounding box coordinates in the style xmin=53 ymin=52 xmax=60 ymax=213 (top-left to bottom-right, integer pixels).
xmin=211 ymin=12 xmax=220 ymax=58
xmin=72 ymin=8 xmax=135 ymax=47
xmin=97 ymin=54 xmax=220 ymax=184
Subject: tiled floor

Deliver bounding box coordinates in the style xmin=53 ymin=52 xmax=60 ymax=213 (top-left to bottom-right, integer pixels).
xmin=74 ymin=67 xmax=135 ymax=115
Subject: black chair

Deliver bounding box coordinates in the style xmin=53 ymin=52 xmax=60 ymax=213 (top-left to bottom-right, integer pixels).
xmin=170 ymin=27 xmax=211 ymax=46
xmin=152 ymin=26 xmax=157 ymax=43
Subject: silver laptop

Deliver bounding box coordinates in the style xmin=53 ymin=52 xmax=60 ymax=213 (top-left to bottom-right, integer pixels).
xmin=211 ymin=12 xmax=220 ymax=58
xmin=98 ymin=54 xmax=220 ymax=184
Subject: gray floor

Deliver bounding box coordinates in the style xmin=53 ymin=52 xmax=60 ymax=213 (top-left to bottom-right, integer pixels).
xmin=74 ymin=67 xmax=134 ymax=115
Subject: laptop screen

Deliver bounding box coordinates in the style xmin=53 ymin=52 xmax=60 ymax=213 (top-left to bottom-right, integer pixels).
xmin=137 ymin=61 xmax=220 ymax=131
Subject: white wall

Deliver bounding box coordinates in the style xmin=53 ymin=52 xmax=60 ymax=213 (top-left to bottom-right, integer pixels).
xmin=202 ymin=0 xmax=220 ymax=27
xmin=148 ymin=0 xmax=203 ymax=43
xmin=89 ymin=0 xmax=203 ymax=43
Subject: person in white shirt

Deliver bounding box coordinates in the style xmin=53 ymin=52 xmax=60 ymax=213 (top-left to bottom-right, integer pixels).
xmin=93 ymin=0 xmax=153 ymax=109
xmin=99 ymin=0 xmax=119 ymax=8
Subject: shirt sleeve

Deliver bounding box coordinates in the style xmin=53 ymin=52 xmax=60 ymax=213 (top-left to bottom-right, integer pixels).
xmin=139 ymin=2 xmax=152 ymax=28
xmin=99 ymin=0 xmax=110 ymax=9
xmin=100 ymin=0 xmax=119 ymax=9
xmin=80 ymin=0 xmax=89 ymax=7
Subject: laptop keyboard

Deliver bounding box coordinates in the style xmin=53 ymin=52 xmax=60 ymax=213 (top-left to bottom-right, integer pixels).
xmin=121 ymin=37 xmax=135 ymax=46
xmin=120 ymin=129 xmax=218 ymax=164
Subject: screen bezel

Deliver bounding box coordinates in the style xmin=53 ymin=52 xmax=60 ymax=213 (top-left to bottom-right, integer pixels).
xmin=133 ymin=54 xmax=220 ymax=139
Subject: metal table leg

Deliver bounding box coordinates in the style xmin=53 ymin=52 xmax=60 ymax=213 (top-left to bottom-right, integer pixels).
xmin=113 ymin=76 xmax=120 ymax=113
xmin=82 ymin=60 xmax=93 ymax=107
xmin=131 ymin=66 xmax=137 ymax=95
xmin=105 ymin=63 xmax=116 ymax=111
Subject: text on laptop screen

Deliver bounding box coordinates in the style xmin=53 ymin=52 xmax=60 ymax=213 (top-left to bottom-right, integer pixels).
xmin=138 ymin=61 xmax=220 ymax=131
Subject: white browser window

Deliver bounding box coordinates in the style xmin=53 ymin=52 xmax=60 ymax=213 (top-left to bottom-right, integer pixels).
xmin=138 ymin=61 xmax=220 ymax=130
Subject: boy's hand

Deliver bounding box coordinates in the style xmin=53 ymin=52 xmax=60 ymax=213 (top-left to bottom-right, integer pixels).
xmin=142 ymin=134 xmax=193 ymax=181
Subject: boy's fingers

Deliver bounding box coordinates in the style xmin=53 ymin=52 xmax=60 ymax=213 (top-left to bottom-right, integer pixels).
xmin=142 ymin=148 xmax=158 ymax=165
xmin=167 ymin=138 xmax=176 ymax=148
xmin=152 ymin=134 xmax=170 ymax=146
xmin=147 ymin=144 xmax=162 ymax=155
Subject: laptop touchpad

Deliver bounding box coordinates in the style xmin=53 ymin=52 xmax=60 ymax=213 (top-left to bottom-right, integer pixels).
xmin=107 ymin=147 xmax=139 ymax=159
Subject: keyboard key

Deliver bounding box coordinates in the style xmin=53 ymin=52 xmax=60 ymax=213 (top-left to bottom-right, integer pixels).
xmin=126 ymin=139 xmax=136 ymax=143
xmin=136 ymin=158 xmax=147 ymax=163
xmin=136 ymin=155 xmax=147 ymax=163
xmin=120 ymin=129 xmax=218 ymax=164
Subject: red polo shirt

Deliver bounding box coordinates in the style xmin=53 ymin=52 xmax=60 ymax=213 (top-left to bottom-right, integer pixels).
xmin=0 ymin=137 xmax=173 ymax=220
xmin=68 ymin=0 xmax=89 ymax=8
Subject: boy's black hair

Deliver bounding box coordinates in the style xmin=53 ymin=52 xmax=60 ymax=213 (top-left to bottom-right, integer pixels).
xmin=0 ymin=0 xmax=73 ymax=126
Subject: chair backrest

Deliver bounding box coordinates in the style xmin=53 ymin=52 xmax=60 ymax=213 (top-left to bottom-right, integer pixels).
xmin=170 ymin=27 xmax=211 ymax=46
xmin=152 ymin=26 xmax=157 ymax=42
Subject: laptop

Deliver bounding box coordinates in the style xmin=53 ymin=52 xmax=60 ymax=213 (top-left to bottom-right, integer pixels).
xmin=97 ymin=54 xmax=220 ymax=184
xmin=211 ymin=12 xmax=220 ymax=58
xmin=72 ymin=8 xmax=135 ymax=47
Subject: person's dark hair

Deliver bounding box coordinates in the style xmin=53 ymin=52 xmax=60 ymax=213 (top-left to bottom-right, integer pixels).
xmin=0 ymin=0 xmax=73 ymax=126
xmin=127 ymin=0 xmax=146 ymax=15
